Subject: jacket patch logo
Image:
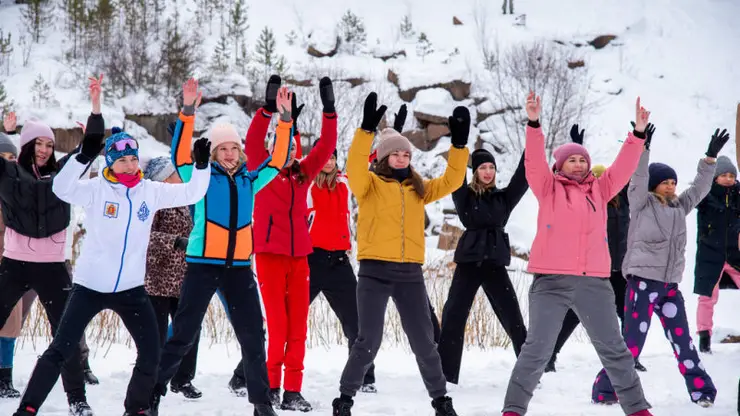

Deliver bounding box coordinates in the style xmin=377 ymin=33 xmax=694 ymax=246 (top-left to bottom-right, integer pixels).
xmin=137 ymin=201 xmax=150 ymax=222
xmin=104 ymin=201 xmax=119 ymax=218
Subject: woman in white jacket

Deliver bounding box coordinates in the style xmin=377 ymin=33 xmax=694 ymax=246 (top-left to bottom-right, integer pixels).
xmin=12 ymin=98 xmax=211 ymax=416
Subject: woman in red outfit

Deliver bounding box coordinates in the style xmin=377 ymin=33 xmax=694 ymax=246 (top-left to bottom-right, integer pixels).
xmin=242 ymin=75 xmax=337 ymax=411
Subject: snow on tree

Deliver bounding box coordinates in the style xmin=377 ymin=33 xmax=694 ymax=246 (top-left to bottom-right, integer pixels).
xmin=338 ymin=10 xmax=366 ymax=55
xmin=210 ymin=31 xmax=232 ymax=74
xmin=0 ymin=29 xmax=12 ymax=76
xmin=254 ymin=26 xmax=287 ymax=77
xmin=21 ymin=0 xmax=54 ymax=43
xmin=416 ymin=32 xmax=433 ymax=61
xmin=227 ymin=0 xmax=249 ymax=65
xmin=30 ymin=74 xmax=58 ymax=108
xmin=400 ymin=15 xmax=415 ymax=40
xmin=0 ymin=82 xmax=14 ymax=114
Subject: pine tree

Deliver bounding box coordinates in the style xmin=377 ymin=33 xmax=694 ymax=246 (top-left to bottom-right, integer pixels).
xmin=227 ymin=0 xmax=249 ymax=65
xmin=338 ymin=10 xmax=366 ymax=55
xmin=21 ymin=0 xmax=54 ymax=43
xmin=234 ymin=40 xmax=249 ymax=75
xmin=93 ymin=0 xmax=116 ymax=50
xmin=400 ymin=15 xmax=415 ymax=40
xmin=285 ymin=30 xmax=298 ymax=46
xmin=416 ymin=32 xmax=434 ymax=61
xmin=30 ymin=74 xmax=56 ymax=108
xmin=160 ymin=19 xmax=196 ymax=94
xmin=0 ymin=82 xmax=14 ymax=114
xmin=210 ymin=31 xmax=231 ymax=74
xmin=255 ymin=26 xmax=287 ymax=76
xmin=0 ymin=29 xmax=12 ymax=76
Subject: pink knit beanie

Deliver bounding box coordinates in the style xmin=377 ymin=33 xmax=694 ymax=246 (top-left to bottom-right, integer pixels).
xmin=207 ymin=123 xmax=241 ymax=150
xmin=375 ymin=128 xmax=412 ymax=161
xmin=20 ymin=118 xmax=55 ymax=147
xmin=553 ymin=142 xmax=591 ymax=172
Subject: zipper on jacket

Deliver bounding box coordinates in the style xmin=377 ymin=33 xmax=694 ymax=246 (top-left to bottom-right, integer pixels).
xmin=225 ymin=174 xmax=239 ymax=267
xmin=586 ymin=196 xmax=596 ymax=212
xmin=724 ymin=191 xmax=730 ymax=256
xmin=266 ymin=215 xmax=273 ymax=242
xmin=113 ymin=188 xmax=133 ymax=292
xmin=400 ymin=183 xmax=405 ymax=262
xmin=289 ymin=173 xmax=295 ymax=256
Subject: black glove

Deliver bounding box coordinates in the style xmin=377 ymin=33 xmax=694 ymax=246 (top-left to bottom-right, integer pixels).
xmin=193 ymin=137 xmax=211 ymax=169
xmin=393 ymin=104 xmax=407 ymax=132
xmin=80 ymin=113 xmax=105 ymax=160
xmin=630 ymin=121 xmax=655 ymax=149
xmin=174 ymin=237 xmax=189 ymax=252
xmin=319 ymin=77 xmax=335 ymax=113
xmin=360 ymin=92 xmax=387 ymax=132
xmin=570 ymin=124 xmax=585 ymax=145
xmin=291 ymin=93 xmax=304 ymax=130
xmin=448 ymin=106 xmax=470 ymax=148
xmin=264 ymin=75 xmax=281 ymax=113
xmin=706 ymin=128 xmax=730 ymax=158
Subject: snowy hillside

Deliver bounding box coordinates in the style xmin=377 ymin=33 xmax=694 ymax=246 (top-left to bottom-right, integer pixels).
xmin=2 ymin=0 xmax=740 ymax=414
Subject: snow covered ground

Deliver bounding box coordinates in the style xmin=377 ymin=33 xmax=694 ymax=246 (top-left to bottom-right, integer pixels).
xmin=2 ymin=334 xmax=739 ymax=415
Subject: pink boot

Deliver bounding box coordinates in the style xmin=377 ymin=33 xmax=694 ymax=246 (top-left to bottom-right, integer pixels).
xmin=628 ymin=410 xmax=653 ymax=416
xmin=502 ymin=413 xmax=521 ymax=416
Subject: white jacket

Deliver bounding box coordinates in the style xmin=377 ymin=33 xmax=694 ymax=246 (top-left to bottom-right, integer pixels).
xmin=52 ymin=156 xmax=210 ymax=293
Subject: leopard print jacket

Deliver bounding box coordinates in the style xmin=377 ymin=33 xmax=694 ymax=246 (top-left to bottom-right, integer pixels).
xmin=145 ymin=206 xmax=193 ymax=298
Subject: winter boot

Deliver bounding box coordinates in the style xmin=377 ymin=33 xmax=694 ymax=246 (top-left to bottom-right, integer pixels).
xmin=634 ymin=358 xmax=647 ymax=372
xmin=696 ymin=397 xmax=714 ymax=408
xmin=431 ymin=396 xmax=458 ymax=416
xmin=280 ymin=391 xmax=312 ymax=411
xmin=0 ymin=367 xmax=20 ymax=398
xmin=698 ymin=330 xmax=712 ymax=353
xmin=628 ymin=410 xmax=653 ymax=416
xmin=170 ymin=382 xmax=202 ymax=399
xmin=82 ymin=359 xmax=99 ymax=386
xmin=68 ymin=401 xmax=94 ymax=416
xmin=228 ymin=374 xmax=247 ymax=397
xmin=122 ymin=410 xmax=153 ymax=416
xmin=332 ymin=397 xmax=353 ymax=416
xmin=502 ymin=413 xmax=521 ymax=416
xmin=13 ymin=404 xmax=38 ymax=416
xmin=544 ymin=355 xmax=557 ymax=373
xmin=360 ymin=383 xmax=377 ymax=393
xmin=269 ymin=388 xmax=281 ymax=407
xmin=253 ymin=403 xmax=278 ymax=416
xmin=149 ymin=383 xmax=166 ymax=416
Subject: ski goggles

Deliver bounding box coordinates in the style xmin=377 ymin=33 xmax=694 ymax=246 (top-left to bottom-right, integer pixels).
xmin=108 ymin=137 xmax=139 ymax=151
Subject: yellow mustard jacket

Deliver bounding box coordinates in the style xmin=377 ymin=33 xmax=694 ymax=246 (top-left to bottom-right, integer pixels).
xmin=346 ymin=129 xmax=469 ymax=264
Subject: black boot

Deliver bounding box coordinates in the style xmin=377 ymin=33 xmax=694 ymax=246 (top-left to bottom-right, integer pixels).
xmin=269 ymin=388 xmax=281 ymax=407
xmin=149 ymin=383 xmax=166 ymax=416
xmin=13 ymin=404 xmax=38 ymax=416
xmin=544 ymin=354 xmax=557 ymax=373
xmin=68 ymin=400 xmax=95 ymax=416
xmin=82 ymin=359 xmax=100 ymax=386
xmin=698 ymin=330 xmax=712 ymax=353
xmin=170 ymin=382 xmax=202 ymax=399
xmin=228 ymin=374 xmax=247 ymax=397
xmin=253 ymin=403 xmax=278 ymax=416
xmin=122 ymin=410 xmax=153 ymax=416
xmin=634 ymin=358 xmax=647 ymax=372
xmin=280 ymin=390 xmax=312 ymax=411
xmin=0 ymin=367 xmax=20 ymax=398
xmin=431 ymin=396 xmax=458 ymax=416
xmin=332 ymin=397 xmax=353 ymax=416
xmin=360 ymin=383 xmax=377 ymax=393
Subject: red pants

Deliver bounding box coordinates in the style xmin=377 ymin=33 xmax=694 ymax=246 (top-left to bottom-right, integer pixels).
xmin=255 ymin=253 xmax=310 ymax=391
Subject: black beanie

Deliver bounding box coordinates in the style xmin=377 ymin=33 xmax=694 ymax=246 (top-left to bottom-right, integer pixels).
xmin=648 ymin=162 xmax=678 ymax=191
xmin=312 ymin=139 xmax=337 ymax=158
xmin=472 ymin=149 xmax=496 ymax=172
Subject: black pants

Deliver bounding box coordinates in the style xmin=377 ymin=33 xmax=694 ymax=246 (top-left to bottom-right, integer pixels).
xmin=0 ymin=258 xmax=86 ymax=403
xmin=18 ymin=284 xmax=159 ymax=413
xmin=339 ymin=273 xmax=447 ymax=398
xmin=551 ymin=270 xmax=627 ymax=358
xmin=438 ymin=262 xmax=527 ymax=384
xmin=149 ymin=295 xmax=200 ymax=385
xmin=158 ymin=263 xmax=270 ymax=404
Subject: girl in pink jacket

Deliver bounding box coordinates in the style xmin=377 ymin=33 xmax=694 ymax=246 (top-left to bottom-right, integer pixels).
xmin=501 ymin=93 xmax=652 ymax=416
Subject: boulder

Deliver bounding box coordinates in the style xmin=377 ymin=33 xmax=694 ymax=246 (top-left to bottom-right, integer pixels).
xmin=567 ymin=60 xmax=585 ymax=69
xmin=374 ymin=50 xmax=407 ymax=62
xmin=342 ymin=77 xmax=367 ymax=87
xmin=124 ymin=113 xmax=179 ymax=146
xmin=427 ymin=123 xmax=451 ymax=141
xmin=52 ymin=127 xmax=113 ymax=153
xmin=437 ymin=222 xmax=463 ymax=250
xmin=387 ymin=69 xmax=471 ymax=102
xmin=307 ymin=36 xmax=341 ymax=58
xmin=285 ymin=78 xmax=314 ymax=87
xmin=452 ymin=16 xmax=463 ymax=25
xmin=589 ymin=35 xmax=617 ymax=49
xmin=414 ymin=111 xmax=448 ymax=126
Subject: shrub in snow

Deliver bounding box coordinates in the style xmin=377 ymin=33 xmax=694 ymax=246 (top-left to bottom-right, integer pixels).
xmin=416 ymin=32 xmax=434 ymax=61
xmin=254 ymin=26 xmax=287 ymax=78
xmin=210 ymin=32 xmax=232 ymax=74
xmin=21 ymin=0 xmax=54 ymax=44
xmin=30 ymin=74 xmax=58 ymax=108
xmin=0 ymin=82 xmax=14 ymax=114
xmin=399 ymin=15 xmax=415 ymax=40
xmin=337 ymin=10 xmax=367 ymax=55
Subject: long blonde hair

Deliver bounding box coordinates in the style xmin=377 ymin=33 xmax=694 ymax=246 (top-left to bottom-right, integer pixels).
xmin=315 ymin=163 xmax=339 ymax=190
xmin=469 ymin=170 xmax=496 ymax=196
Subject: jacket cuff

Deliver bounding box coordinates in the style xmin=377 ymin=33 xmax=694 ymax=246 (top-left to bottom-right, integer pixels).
xmin=75 ymin=153 xmax=91 ymax=164
xmin=182 ymin=104 xmax=195 ymax=116
xmin=527 ymin=120 xmax=541 ymax=128
xmin=633 ymin=130 xmax=646 ymax=139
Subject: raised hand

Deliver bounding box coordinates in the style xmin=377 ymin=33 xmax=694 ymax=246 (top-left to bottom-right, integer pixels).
xmin=264 ymin=74 xmax=281 ymax=113
xmin=525 ymin=91 xmax=541 ymax=122
xmin=706 ymin=128 xmax=730 ymax=159
xmin=393 ymin=104 xmax=408 ymax=133
xmin=182 ymin=78 xmax=202 ymax=109
xmin=319 ymin=77 xmax=335 ymax=113
xmin=291 ymin=93 xmax=304 ymax=128
xmin=631 ymin=121 xmax=656 ymax=149
xmin=89 ymin=74 xmax=103 ymax=114
xmin=570 ymin=124 xmax=584 ymax=145
xmin=633 ymin=97 xmax=650 ymax=133
xmin=193 ymin=137 xmax=212 ymax=169
xmin=360 ymin=92 xmax=387 ymax=132
xmin=276 ymin=86 xmax=293 ymax=122
xmin=3 ymin=111 xmax=16 ymax=133
xmin=448 ymin=106 xmax=471 ymax=148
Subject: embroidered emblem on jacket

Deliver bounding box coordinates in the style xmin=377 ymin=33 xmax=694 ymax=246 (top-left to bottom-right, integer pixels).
xmin=137 ymin=201 xmax=150 ymax=222
xmin=104 ymin=201 xmax=119 ymax=218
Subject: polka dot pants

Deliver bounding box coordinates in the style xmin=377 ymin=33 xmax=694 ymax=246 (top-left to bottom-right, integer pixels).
xmin=592 ymin=275 xmax=717 ymax=404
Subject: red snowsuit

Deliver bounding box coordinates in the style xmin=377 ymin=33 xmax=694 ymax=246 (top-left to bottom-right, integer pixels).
xmin=246 ymin=108 xmax=337 ymax=391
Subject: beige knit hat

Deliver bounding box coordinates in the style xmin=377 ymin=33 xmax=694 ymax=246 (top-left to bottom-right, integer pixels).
xmin=375 ymin=128 xmax=412 ymax=161
xmin=207 ymin=123 xmax=241 ymax=150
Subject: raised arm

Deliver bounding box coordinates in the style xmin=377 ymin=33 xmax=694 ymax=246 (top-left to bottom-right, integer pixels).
xmin=503 ymin=151 xmax=528 ymax=209
xmin=678 ymin=128 xmax=729 ymax=214
xmin=423 ymin=106 xmax=470 ymax=204
xmin=171 ymin=78 xmax=202 ymax=182
xmin=252 ymin=89 xmax=294 ymax=194
xmin=52 ymin=155 xmax=98 ymax=207
xmin=523 ymin=92 xmax=554 ymax=200
xmin=347 ymin=92 xmax=387 ymax=199
xmin=452 ymin=175 xmax=471 ymax=217
xmin=246 ymin=75 xmax=280 ymax=171
xmin=627 ymin=149 xmax=650 ymax=213
xmin=155 ymin=138 xmax=211 ymax=210
xmin=300 ymin=77 xmax=338 ymax=180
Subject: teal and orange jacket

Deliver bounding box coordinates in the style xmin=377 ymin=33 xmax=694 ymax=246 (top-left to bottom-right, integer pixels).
xmin=171 ymin=112 xmax=292 ymax=267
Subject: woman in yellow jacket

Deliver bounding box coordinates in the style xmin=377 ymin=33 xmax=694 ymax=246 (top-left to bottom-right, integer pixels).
xmin=331 ymin=93 xmax=469 ymax=416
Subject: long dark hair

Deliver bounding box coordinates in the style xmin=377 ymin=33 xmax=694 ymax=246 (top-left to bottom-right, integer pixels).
xmin=374 ymin=156 xmax=425 ymax=198
xmin=18 ymin=139 xmax=58 ymax=178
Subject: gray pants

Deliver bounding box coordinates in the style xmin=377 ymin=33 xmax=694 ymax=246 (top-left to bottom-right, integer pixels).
xmin=339 ymin=275 xmax=446 ymax=399
xmin=503 ymin=274 xmax=650 ymax=415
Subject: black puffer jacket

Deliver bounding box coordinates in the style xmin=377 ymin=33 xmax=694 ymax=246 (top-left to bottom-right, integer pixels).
xmin=607 ymin=185 xmax=630 ymax=271
xmin=694 ymin=182 xmax=740 ymax=297
xmin=452 ymin=153 xmax=527 ymax=265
